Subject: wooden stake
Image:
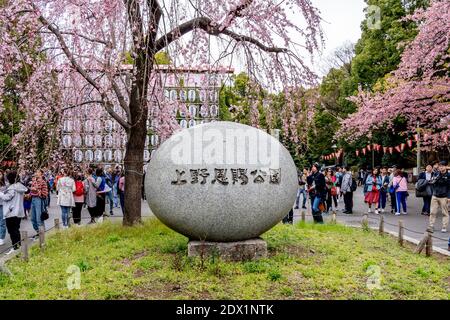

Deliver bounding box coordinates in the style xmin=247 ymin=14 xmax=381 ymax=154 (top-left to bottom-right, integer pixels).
xmin=21 ymin=231 xmax=28 ymax=262
xmin=379 ymin=216 xmax=384 ymax=235
xmin=39 ymin=225 xmax=45 ymax=251
xmin=331 ymin=211 xmax=337 ymax=224
xmin=398 ymin=220 xmax=404 ymax=247
xmin=425 ymin=232 xmax=433 ymax=257
xmin=301 ymin=211 xmax=306 ymax=222
xmin=362 ymin=214 xmax=368 ymax=229
xmin=54 ymin=218 xmax=60 ymax=231
xmin=415 ymin=232 xmax=429 ymax=254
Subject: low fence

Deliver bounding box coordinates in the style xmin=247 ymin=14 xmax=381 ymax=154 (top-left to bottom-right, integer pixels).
xmin=292 ymin=210 xmax=449 ymax=257
xmin=1 ymin=210 xmax=448 ymax=265
xmin=0 ymin=215 xmax=124 ymax=262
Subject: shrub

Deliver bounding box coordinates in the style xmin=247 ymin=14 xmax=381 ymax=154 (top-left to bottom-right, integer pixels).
xmin=268 ymin=269 xmax=282 ymax=281
xmin=243 ymin=261 xmax=269 ymax=274
xmin=76 ymin=259 xmax=92 ymax=272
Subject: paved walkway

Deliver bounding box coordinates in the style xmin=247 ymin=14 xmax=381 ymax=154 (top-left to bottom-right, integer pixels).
xmin=1 ymin=186 xmax=449 ymax=257
xmin=293 ymin=186 xmax=450 ymax=252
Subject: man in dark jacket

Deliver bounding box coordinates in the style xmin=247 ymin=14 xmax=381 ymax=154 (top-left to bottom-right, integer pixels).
xmin=307 ymin=163 xmax=325 ymax=224
xmin=428 ymin=161 xmax=450 ymax=233
xmin=418 ymin=164 xmax=433 ymax=216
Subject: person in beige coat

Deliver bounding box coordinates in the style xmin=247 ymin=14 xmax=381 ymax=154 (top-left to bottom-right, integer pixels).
xmin=56 ymin=169 xmax=76 ymax=229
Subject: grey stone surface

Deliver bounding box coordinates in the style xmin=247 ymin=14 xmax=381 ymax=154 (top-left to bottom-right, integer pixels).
xmin=145 ymin=121 xmax=298 ymax=242
xmin=188 ymin=238 xmax=267 ymax=261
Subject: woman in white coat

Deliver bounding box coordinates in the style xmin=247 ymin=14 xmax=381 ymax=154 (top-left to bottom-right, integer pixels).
xmin=0 ymin=171 xmax=27 ymax=254
xmin=56 ymin=169 xmax=76 ymax=229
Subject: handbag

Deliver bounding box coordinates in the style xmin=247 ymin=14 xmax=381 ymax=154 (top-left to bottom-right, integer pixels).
xmin=389 ymin=177 xmax=404 ymax=193
xmin=415 ymin=179 xmax=428 ymax=192
xmin=40 ymin=198 xmax=49 ymax=221
xmin=331 ymin=186 xmax=338 ymax=196
xmin=318 ymin=202 xmax=325 ymax=212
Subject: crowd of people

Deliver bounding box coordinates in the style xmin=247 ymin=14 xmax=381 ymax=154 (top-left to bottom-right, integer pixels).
xmin=0 ymin=159 xmax=449 ymax=255
xmin=289 ymin=161 xmax=450 ymax=235
xmin=0 ymin=165 xmax=125 ymax=255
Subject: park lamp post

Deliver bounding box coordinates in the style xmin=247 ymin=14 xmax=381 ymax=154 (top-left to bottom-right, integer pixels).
xmin=332 ymin=143 xmax=337 ymax=166
xmin=368 ymin=140 xmax=375 ymax=169
xmin=416 ymin=122 xmax=421 ymax=176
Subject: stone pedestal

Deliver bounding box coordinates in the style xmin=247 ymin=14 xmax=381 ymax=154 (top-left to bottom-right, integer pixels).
xmin=187 ymin=238 xmax=267 ymax=262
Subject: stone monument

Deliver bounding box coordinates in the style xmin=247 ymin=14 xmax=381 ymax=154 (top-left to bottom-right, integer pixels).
xmin=145 ymin=121 xmax=298 ymax=261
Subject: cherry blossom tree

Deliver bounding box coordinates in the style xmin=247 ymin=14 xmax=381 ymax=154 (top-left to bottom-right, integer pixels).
xmin=0 ymin=0 xmax=323 ymax=225
xmin=339 ymin=0 xmax=450 ymax=151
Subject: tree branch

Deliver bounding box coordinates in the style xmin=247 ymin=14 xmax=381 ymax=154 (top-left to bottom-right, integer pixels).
xmin=32 ymin=3 xmax=131 ymax=130
xmin=39 ymin=30 xmax=112 ymax=47
xmin=145 ymin=0 xmax=162 ymax=57
xmin=62 ymin=100 xmax=103 ymax=111
xmin=124 ymin=0 xmax=144 ymax=51
xmin=217 ymin=0 xmax=253 ymax=32
xmin=154 ymin=16 xmax=287 ymax=54
xmin=110 ymin=78 xmax=131 ymax=120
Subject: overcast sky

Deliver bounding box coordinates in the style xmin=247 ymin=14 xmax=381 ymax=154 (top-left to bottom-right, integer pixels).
xmin=312 ymin=0 xmax=367 ymax=75
xmin=166 ymin=0 xmax=368 ymax=81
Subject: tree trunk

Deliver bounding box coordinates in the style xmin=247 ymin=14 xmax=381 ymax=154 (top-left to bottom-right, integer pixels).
xmin=122 ymin=42 xmax=152 ymax=226
xmin=123 ymin=121 xmax=146 ymax=226
xmin=123 ymin=89 xmax=149 ymax=226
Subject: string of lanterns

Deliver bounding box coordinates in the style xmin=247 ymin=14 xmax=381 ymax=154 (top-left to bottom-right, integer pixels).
xmin=321 ymin=131 xmax=449 ymax=161
xmin=321 ymin=149 xmax=343 ymax=161
xmin=354 ymin=139 xmax=414 ymax=157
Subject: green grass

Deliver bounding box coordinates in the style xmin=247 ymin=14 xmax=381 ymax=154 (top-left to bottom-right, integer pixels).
xmin=0 ymin=219 xmax=449 ymax=300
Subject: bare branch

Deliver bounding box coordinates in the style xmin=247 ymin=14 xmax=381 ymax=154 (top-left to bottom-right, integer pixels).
xmin=32 ymin=3 xmax=131 ymax=130
xmin=145 ymin=0 xmax=163 ymax=56
xmin=62 ymin=100 xmax=104 ymax=111
xmin=39 ymin=30 xmax=113 ymax=47
xmin=110 ymin=78 xmax=131 ymax=120
xmin=154 ymin=16 xmax=287 ymax=54
xmin=124 ymin=0 xmax=144 ymax=50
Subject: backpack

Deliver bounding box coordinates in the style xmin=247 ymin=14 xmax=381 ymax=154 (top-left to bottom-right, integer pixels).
xmin=74 ymin=180 xmax=84 ymax=197
xmin=350 ymin=179 xmax=357 ymax=192
xmin=98 ymin=176 xmax=106 ymax=192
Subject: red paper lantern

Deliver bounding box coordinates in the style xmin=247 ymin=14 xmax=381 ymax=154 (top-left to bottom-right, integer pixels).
xmin=383 ymin=147 xmax=388 ymax=153
xmin=356 ymin=150 xmax=360 ymax=156
xmin=395 ymin=146 xmax=401 ymax=153
xmin=362 ymin=148 xmax=367 ymax=155
xmin=400 ymin=143 xmax=406 ymax=151
xmin=389 ymin=147 xmax=394 ymax=154
xmin=366 ymin=145 xmax=371 ymax=152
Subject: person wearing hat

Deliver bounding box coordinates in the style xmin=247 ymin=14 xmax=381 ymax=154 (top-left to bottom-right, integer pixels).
xmin=428 ymin=160 xmax=450 ymax=233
